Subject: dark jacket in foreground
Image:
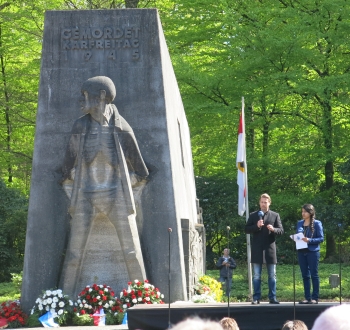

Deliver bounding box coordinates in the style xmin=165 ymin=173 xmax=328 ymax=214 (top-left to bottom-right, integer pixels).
xmin=245 ymin=210 xmax=284 ymax=264
xmin=216 ymin=256 xmax=237 ymax=278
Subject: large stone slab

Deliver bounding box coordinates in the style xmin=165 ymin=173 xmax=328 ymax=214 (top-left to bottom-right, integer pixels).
xmin=21 ymin=9 xmax=204 ymax=312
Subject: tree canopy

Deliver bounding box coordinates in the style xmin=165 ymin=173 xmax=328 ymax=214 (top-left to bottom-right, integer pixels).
xmin=1 ymin=0 xmax=350 ymax=272
xmin=160 ymin=0 xmax=350 ymax=261
xmin=0 ymin=179 xmax=27 ymax=281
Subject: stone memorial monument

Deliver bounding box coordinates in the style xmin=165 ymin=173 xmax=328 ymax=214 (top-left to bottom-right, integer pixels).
xmin=21 ymin=9 xmax=205 ymax=312
xmin=60 ymin=75 xmax=148 ymax=297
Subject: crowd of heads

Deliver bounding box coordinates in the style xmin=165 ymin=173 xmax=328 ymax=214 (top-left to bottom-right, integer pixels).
xmin=170 ymin=317 xmax=224 ymax=330
xmin=170 ymin=316 xmax=239 ymax=330
xmin=168 ymin=304 xmax=350 ymax=330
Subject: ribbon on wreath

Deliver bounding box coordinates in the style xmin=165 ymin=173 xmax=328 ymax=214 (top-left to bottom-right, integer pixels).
xmin=0 ymin=317 xmax=8 ymax=329
xmin=92 ymin=308 xmax=105 ymax=326
xmin=39 ymin=311 xmax=59 ymax=327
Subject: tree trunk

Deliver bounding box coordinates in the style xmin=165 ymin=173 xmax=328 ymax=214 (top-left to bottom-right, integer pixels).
xmin=0 ymin=24 xmax=12 ymax=183
xmin=260 ymin=96 xmax=270 ymax=176
xmin=246 ymin=104 xmax=255 ymax=153
xmin=325 ymin=232 xmax=336 ymax=260
xmin=322 ymin=98 xmax=336 ymax=259
xmin=125 ymin=0 xmax=138 ymax=8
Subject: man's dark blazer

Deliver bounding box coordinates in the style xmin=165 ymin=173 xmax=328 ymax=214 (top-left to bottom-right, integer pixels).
xmin=245 ymin=210 xmax=284 ymax=264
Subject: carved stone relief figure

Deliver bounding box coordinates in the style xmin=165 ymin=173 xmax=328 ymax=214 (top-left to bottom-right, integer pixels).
xmin=60 ymin=76 xmax=148 ymax=298
xmin=189 ymin=223 xmax=205 ymax=297
xmin=189 ymin=226 xmax=200 ymax=295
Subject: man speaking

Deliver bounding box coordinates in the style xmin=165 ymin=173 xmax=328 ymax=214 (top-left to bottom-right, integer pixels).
xmin=245 ymin=193 xmax=283 ymax=305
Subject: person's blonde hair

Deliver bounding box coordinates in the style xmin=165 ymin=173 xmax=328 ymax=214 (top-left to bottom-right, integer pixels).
xmin=172 ymin=317 xmax=223 ymax=330
xmin=220 ymin=317 xmax=240 ymax=330
xmin=260 ymin=193 xmax=271 ymax=203
xmin=282 ymin=320 xmax=308 ymax=330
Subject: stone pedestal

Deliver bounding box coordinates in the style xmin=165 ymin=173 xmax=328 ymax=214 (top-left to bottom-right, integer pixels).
xmin=21 ymin=9 xmax=203 ymax=312
xmin=329 ymin=274 xmax=340 ymax=288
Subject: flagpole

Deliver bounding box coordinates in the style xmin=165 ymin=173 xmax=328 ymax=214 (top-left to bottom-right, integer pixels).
xmin=241 ymin=97 xmax=253 ymax=298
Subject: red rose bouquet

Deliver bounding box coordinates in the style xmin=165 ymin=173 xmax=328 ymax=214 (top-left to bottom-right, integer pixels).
xmin=194 ymin=283 xmax=211 ymax=295
xmin=74 ymin=284 xmax=124 ymax=325
xmin=119 ymin=279 xmax=165 ymax=309
xmin=0 ymin=300 xmax=28 ymax=328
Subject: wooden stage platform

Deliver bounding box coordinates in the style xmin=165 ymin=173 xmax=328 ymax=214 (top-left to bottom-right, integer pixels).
xmin=127 ymin=301 xmax=343 ymax=330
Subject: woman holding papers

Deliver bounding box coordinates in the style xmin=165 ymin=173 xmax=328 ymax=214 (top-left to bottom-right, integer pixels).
xmin=296 ymin=204 xmax=324 ymax=304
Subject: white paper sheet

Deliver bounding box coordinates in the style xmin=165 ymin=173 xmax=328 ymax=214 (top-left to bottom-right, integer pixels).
xmin=290 ymin=233 xmax=308 ymax=250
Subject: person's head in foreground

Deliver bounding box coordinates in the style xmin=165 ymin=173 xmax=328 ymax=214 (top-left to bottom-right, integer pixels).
xmin=312 ymin=304 xmax=350 ymax=330
xmin=281 ymin=319 xmax=308 ymax=330
xmin=220 ymin=317 xmax=240 ymax=330
xmin=171 ymin=317 xmax=223 ymax=330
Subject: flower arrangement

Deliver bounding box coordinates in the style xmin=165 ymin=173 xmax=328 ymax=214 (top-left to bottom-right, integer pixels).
xmin=120 ymin=279 xmax=164 ymax=308
xmin=73 ymin=284 xmax=124 ymax=325
xmin=193 ymin=275 xmax=223 ymax=302
xmin=193 ymin=282 xmax=211 ymax=295
xmin=29 ymin=289 xmax=73 ymax=326
xmin=0 ymin=300 xmax=28 ymax=328
xmin=191 ymin=293 xmax=216 ymax=303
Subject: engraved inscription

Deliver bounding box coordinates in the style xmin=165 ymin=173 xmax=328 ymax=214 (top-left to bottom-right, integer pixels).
xmin=61 ymin=25 xmax=141 ymax=61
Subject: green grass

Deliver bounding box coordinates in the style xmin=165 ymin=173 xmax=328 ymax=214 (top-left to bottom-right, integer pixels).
xmin=207 ymin=262 xmax=350 ymax=302
xmin=0 ymin=281 xmax=21 ymax=303
xmin=1 ymin=264 xmax=349 ymax=304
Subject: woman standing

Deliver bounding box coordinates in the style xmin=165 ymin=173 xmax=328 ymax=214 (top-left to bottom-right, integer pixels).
xmin=297 ymin=204 xmax=324 ymax=304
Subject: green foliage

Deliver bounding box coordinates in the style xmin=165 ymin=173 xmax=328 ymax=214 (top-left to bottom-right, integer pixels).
xmin=158 ymin=0 xmax=350 ymax=260
xmin=0 ymin=1 xmax=43 ymax=193
xmin=0 ymin=181 xmax=27 ymax=282
xmin=0 ymin=282 xmax=21 ymax=303
xmin=196 ymin=176 xmax=246 ymax=268
xmin=207 ymin=263 xmax=350 ymax=302
xmin=105 ymin=311 xmax=124 ymax=325
xmin=72 ymin=313 xmax=94 ymax=326
xmin=10 ymin=272 xmax=22 ymax=291
xmin=0 ymin=273 xmax=23 ymax=303
xmin=6 ymin=320 xmax=25 ymax=329
xmin=27 ymin=312 xmax=42 ymax=327
xmin=2 ymin=0 xmax=350 ymax=275
xmin=196 ymin=176 xmax=306 ymax=267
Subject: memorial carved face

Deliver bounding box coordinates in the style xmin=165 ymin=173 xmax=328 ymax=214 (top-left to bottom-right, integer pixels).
xmin=80 ymin=90 xmax=102 ymax=115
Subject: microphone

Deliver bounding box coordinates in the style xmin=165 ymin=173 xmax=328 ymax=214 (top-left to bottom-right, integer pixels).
xmin=258 ymin=210 xmax=264 ymax=229
xmin=227 ymin=226 xmax=230 ymax=231
xmin=168 ymin=228 xmax=172 ymax=233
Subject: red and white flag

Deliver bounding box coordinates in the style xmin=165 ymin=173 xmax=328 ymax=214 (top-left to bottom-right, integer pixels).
xmin=237 ymin=110 xmax=246 ymax=216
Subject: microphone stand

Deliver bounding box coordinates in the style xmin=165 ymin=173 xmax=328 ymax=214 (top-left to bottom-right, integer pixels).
xmin=338 ymin=224 xmax=342 ymax=305
xmin=227 ymin=226 xmax=230 ymax=317
xmin=292 ymin=229 xmax=296 ymax=321
xmin=168 ymin=228 xmax=172 ymax=329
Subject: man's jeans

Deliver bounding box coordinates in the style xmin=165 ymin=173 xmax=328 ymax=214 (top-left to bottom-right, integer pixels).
xmin=252 ymin=263 xmax=276 ymax=301
xmin=219 ymin=276 xmax=232 ymax=297
xmin=298 ymin=250 xmax=320 ymax=301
